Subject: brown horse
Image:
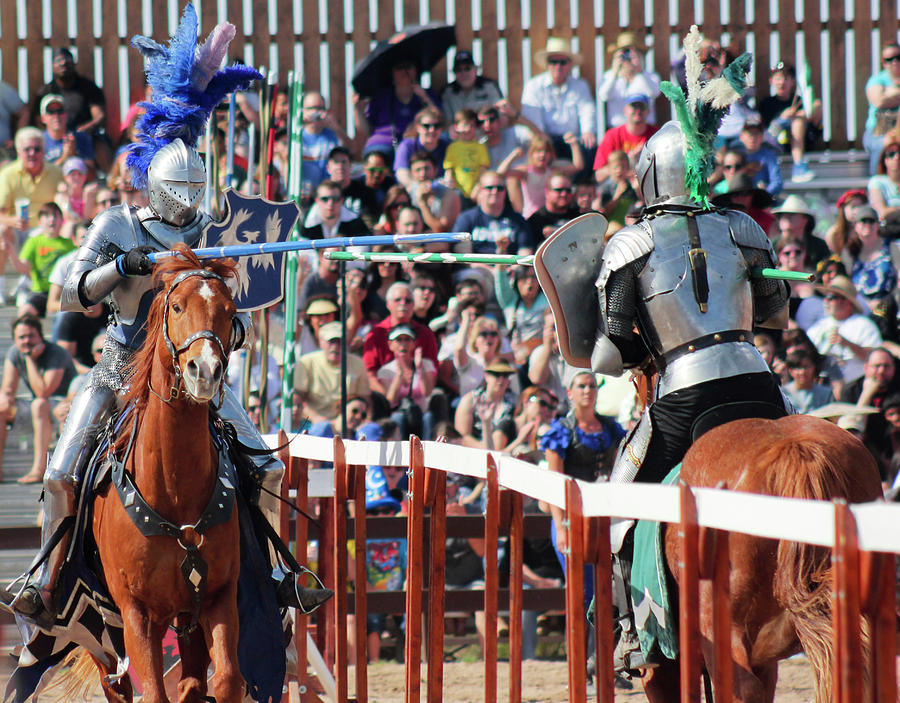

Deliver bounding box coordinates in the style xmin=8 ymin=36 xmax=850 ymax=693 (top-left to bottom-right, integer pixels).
xmin=640 ymin=414 xmax=882 ymax=703
xmin=79 ymin=245 xmax=242 ymax=703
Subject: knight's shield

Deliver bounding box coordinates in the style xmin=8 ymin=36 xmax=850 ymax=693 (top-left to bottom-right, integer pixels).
xmin=201 ymin=189 xmax=300 ymax=311
xmin=534 ymin=212 xmax=608 ymax=368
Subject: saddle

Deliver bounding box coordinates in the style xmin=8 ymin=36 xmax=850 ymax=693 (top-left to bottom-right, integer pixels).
xmin=690 ymin=400 xmax=788 ymax=443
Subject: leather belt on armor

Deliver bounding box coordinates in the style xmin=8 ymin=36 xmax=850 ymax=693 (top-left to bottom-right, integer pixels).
xmin=654 ymin=329 xmax=752 ymax=373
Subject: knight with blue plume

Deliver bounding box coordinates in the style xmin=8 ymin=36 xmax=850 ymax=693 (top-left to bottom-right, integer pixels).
xmin=1 ymin=4 xmax=331 ymax=633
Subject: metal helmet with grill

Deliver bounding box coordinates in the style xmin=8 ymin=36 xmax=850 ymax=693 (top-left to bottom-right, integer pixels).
xmin=146 ymin=139 xmax=206 ymax=226
xmin=634 ymin=120 xmax=692 ymax=207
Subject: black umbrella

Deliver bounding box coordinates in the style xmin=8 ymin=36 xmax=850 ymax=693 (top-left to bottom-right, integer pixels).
xmin=351 ymin=23 xmax=457 ymax=97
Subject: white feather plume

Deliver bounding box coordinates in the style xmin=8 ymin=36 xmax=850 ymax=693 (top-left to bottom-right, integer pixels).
xmin=684 ymin=25 xmax=703 ymax=112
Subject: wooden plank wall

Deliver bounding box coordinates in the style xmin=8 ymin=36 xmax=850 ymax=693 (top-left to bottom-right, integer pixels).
xmin=0 ymin=0 xmax=897 ymax=150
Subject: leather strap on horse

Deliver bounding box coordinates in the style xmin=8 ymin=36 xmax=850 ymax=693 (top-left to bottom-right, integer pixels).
xmin=109 ymin=415 xmax=238 ymax=636
xmin=654 ymin=329 xmax=751 ymax=373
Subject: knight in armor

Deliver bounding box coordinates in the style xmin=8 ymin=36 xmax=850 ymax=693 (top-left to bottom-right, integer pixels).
xmin=1 ymin=6 xmax=331 ymax=628
xmin=536 ymin=32 xmax=792 ymax=675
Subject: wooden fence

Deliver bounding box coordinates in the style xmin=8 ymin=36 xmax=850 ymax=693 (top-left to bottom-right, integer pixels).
xmin=2 ymin=1 xmax=898 ymax=150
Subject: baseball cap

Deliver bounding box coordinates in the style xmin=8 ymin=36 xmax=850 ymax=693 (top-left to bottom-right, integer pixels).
xmin=625 ymin=91 xmax=650 ymax=106
xmin=742 ymin=113 xmax=764 ymax=130
xmin=40 ymin=94 xmax=65 ymax=116
xmin=365 ymin=466 xmax=402 ymax=513
xmin=53 ymin=47 xmax=74 ymax=62
xmin=318 ymin=321 xmax=342 ymax=342
xmin=62 ymin=157 xmax=87 ymax=175
xmin=453 ymin=50 xmax=475 ymax=68
xmin=852 ymin=205 xmax=879 ymax=223
xmin=388 ymin=323 xmax=417 ymax=341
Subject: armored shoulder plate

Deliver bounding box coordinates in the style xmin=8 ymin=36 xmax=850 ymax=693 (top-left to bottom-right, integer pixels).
xmin=727 ymin=209 xmax=772 ymax=252
xmin=602 ymin=223 xmax=654 ymax=271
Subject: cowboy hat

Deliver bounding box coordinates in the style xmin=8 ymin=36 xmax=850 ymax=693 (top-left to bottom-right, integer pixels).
xmin=535 ymin=37 xmax=582 ymax=69
xmin=814 ymin=275 xmax=864 ymax=314
xmin=772 ymin=194 xmax=816 ymax=225
xmin=606 ymin=31 xmax=648 ymax=55
xmin=710 ymin=173 xmax=775 ymax=209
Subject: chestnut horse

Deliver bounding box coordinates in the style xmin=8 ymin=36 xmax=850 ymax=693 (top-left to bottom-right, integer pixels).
xmin=83 ymin=246 xmax=242 ymax=703
xmin=640 ymin=414 xmax=882 ymax=703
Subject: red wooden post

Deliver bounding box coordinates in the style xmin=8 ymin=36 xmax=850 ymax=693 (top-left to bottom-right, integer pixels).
xmin=710 ymin=529 xmax=733 ymax=703
xmin=859 ymin=550 xmax=897 ymax=703
xmin=405 ymin=437 xmax=426 ymax=703
xmin=292 ymin=454 xmax=310 ymax=697
xmin=424 ymin=466 xmax=447 ymax=703
xmin=586 ymin=515 xmax=614 ymax=703
xmin=332 ymin=438 xmax=349 ymax=703
xmin=352 ymin=462 xmax=368 ymax=703
xmin=678 ymin=482 xmax=701 ymax=703
xmin=565 ymin=480 xmax=587 ymax=703
xmin=832 ymin=500 xmax=863 ymax=703
xmin=507 ymin=490 xmax=524 ymax=703
xmin=483 ymin=456 xmax=500 ymax=703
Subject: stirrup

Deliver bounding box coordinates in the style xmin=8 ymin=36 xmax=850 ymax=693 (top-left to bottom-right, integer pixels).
xmin=275 ymin=573 xmax=333 ymax=614
xmin=0 ymin=585 xmax=56 ymax=629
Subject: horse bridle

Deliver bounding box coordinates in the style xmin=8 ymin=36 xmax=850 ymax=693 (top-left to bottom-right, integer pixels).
xmin=157 ymin=269 xmax=232 ymax=402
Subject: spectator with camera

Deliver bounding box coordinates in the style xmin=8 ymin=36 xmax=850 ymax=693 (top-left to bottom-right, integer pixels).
xmin=597 ymin=32 xmax=661 ymax=129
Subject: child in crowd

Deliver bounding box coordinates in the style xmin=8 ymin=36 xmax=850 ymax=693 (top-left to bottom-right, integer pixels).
xmin=3 ymin=201 xmax=75 ymax=318
xmin=597 ymin=150 xmax=639 ymax=227
xmin=499 ymin=133 xmax=583 ymax=217
xmin=443 ymin=108 xmax=490 ymax=200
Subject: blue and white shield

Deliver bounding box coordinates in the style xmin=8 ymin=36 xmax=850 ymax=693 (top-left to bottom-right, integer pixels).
xmin=201 ymin=189 xmax=300 ymax=311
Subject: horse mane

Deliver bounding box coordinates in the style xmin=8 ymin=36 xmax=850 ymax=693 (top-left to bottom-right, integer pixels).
xmin=121 ymin=243 xmax=238 ymax=412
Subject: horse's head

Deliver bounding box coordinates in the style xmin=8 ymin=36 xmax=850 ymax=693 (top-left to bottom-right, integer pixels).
xmin=128 ymin=244 xmax=239 ymax=406
xmin=161 ymin=265 xmax=237 ymax=402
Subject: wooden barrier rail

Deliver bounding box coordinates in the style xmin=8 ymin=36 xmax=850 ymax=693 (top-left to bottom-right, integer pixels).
xmin=270 ymin=432 xmax=900 ymax=703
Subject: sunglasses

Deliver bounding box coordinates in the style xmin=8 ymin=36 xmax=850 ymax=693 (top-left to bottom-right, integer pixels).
xmin=482 ymin=184 xmax=505 ymax=192
xmin=365 ymin=166 xmax=387 ymax=174
xmin=722 ymin=163 xmax=743 ymax=170
xmin=486 ymin=371 xmax=513 ymax=378
xmin=548 ymin=186 xmax=572 ymax=193
xmin=479 ymin=115 xmax=498 ymax=124
xmin=419 ymin=122 xmax=441 ymax=130
xmin=547 ymin=57 xmax=570 ymax=66
xmin=885 ymin=150 xmax=900 ymax=159
xmin=885 ymin=55 xmax=900 ymax=63
xmin=44 ymin=107 xmax=65 ymax=115
xmin=317 ymin=194 xmax=342 ymax=203
xmin=478 ymin=330 xmax=499 ymax=338
xmin=528 ymin=395 xmax=554 ymax=409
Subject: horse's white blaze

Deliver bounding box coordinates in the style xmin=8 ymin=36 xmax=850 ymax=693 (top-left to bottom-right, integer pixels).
xmin=197 ymin=339 xmax=219 ymax=374
xmin=198 ymin=281 xmax=215 ymax=302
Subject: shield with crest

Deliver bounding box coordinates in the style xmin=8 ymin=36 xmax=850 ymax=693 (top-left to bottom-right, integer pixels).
xmin=201 ymin=189 xmax=300 ymax=311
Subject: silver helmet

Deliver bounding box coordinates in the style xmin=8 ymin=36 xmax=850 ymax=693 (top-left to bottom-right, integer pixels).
xmin=146 ymin=139 xmax=206 ymax=226
xmin=634 ymin=120 xmax=693 ymax=207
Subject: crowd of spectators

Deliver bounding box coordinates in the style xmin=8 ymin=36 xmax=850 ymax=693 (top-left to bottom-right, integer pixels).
xmin=3 ymin=34 xmax=900 ymax=664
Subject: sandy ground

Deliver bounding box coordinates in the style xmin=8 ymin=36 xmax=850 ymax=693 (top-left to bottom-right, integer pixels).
xmin=353 ymin=655 xmax=819 ymax=702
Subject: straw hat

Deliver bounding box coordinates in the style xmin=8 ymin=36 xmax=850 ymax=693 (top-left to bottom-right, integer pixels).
xmin=606 ymin=31 xmax=648 ymax=56
xmin=535 ymin=37 xmax=582 ymax=69
xmin=814 ymin=275 xmax=864 ymax=314
xmin=772 ymin=194 xmax=816 ymax=227
xmin=484 ymin=358 xmax=516 ymax=375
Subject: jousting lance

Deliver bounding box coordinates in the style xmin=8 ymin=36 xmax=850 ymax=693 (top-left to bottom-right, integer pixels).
xmin=146 ymin=232 xmax=472 ymax=263
xmin=323 ymin=251 xmax=814 ymax=283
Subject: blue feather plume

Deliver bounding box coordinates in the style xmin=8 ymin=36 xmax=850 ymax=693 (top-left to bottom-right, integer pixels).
xmin=126 ymin=3 xmax=262 ymax=189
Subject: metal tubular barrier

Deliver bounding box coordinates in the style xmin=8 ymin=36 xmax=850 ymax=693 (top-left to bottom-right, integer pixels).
xmin=271 ymin=433 xmax=900 ymax=703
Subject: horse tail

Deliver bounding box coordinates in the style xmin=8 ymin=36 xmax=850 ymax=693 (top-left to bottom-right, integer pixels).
xmin=763 ymin=429 xmax=871 ymax=703
xmin=41 ymin=648 xmax=101 ymax=703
